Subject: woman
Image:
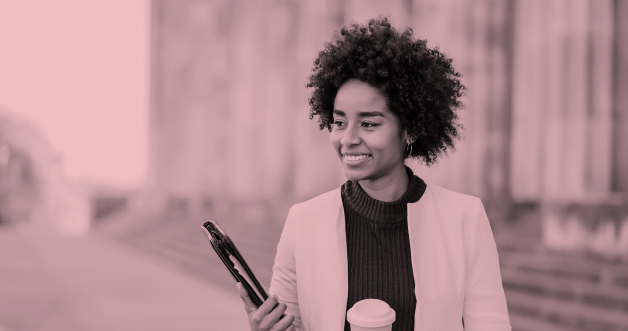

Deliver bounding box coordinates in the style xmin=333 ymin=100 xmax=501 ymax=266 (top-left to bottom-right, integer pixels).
xmin=237 ymin=17 xmax=511 ymax=331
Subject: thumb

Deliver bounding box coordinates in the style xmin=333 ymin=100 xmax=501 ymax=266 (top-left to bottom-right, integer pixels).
xmin=236 ymin=282 xmax=257 ymax=314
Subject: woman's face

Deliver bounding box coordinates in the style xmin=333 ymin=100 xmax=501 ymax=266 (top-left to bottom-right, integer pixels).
xmin=331 ymin=79 xmax=407 ymax=182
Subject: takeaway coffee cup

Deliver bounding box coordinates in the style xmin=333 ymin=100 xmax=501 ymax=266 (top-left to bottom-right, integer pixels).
xmin=347 ymin=299 xmax=396 ymax=331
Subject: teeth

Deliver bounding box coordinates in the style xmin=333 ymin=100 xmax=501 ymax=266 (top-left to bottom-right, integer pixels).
xmin=344 ymin=155 xmax=370 ymax=162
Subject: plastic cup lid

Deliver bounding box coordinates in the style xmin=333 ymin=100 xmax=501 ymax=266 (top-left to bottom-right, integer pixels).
xmin=347 ymin=299 xmax=396 ymax=327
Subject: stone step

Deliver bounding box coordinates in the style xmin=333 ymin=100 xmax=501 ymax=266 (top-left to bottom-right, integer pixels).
xmin=495 ymin=230 xmax=628 ymax=273
xmin=147 ymin=216 xmax=283 ymax=252
xmin=508 ymin=312 xmax=574 ymax=331
xmin=499 ymin=249 xmax=628 ymax=289
xmin=115 ymin=232 xmax=240 ymax=290
xmin=108 ymin=215 xmax=280 ymax=261
xmin=494 ymin=231 xmax=542 ymax=253
xmin=504 ymin=288 xmax=628 ymax=330
xmin=112 ymin=223 xmax=276 ymax=289
xmin=120 ymin=222 xmax=278 ymax=269
xmin=501 ymin=265 xmax=628 ymax=314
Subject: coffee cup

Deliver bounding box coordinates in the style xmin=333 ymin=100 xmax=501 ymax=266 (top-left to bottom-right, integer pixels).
xmin=347 ymin=299 xmax=396 ymax=331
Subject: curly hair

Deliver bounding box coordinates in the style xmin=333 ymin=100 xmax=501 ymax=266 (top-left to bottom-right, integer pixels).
xmin=306 ymin=16 xmax=466 ymax=165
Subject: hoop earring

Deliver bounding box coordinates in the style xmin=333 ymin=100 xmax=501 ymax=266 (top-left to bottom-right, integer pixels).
xmin=406 ymin=142 xmax=413 ymax=157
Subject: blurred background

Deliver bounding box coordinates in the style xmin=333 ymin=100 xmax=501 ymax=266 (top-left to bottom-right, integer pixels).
xmin=1 ymin=0 xmax=627 ymax=330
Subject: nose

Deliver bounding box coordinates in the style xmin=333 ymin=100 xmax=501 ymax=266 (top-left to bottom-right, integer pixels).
xmin=340 ymin=124 xmax=361 ymax=147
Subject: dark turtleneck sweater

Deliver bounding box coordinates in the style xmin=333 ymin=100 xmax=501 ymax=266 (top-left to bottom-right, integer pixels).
xmin=342 ymin=166 xmax=426 ymax=331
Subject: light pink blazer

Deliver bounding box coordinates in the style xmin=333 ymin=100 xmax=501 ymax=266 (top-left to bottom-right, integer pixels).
xmin=269 ymin=184 xmax=512 ymax=331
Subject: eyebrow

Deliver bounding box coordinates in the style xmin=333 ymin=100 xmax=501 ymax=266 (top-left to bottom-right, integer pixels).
xmin=333 ymin=110 xmax=386 ymax=118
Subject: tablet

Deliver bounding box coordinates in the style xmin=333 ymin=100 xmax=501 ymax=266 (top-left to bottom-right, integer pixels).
xmin=201 ymin=220 xmax=269 ymax=308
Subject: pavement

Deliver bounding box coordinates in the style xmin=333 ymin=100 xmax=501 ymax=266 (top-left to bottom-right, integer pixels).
xmin=0 ymin=221 xmax=251 ymax=331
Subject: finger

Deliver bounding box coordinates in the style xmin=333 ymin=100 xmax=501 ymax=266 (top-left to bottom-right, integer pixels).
xmin=255 ymin=294 xmax=279 ymax=318
xmin=261 ymin=302 xmax=288 ymax=330
xmin=251 ymin=296 xmax=281 ymax=330
xmin=236 ymin=282 xmax=257 ymax=314
xmin=251 ymin=295 xmax=279 ymax=326
xmin=271 ymin=313 xmax=295 ymax=331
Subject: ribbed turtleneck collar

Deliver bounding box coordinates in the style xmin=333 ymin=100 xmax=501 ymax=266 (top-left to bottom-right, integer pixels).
xmin=341 ymin=166 xmax=426 ymax=224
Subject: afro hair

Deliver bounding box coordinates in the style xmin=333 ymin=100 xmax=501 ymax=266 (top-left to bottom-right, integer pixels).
xmin=306 ymin=16 xmax=466 ymax=165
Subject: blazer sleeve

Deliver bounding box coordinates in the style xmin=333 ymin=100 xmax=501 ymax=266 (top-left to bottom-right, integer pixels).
xmin=462 ymin=198 xmax=512 ymax=331
xmin=269 ymin=205 xmax=302 ymax=330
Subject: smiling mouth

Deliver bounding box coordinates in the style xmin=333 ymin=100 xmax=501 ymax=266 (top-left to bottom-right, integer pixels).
xmin=343 ymin=154 xmax=371 ymax=162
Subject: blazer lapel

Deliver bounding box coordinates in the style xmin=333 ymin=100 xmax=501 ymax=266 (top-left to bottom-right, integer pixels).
xmin=407 ymin=186 xmax=426 ymax=330
xmin=306 ymin=189 xmax=348 ymax=331
xmin=333 ymin=198 xmax=348 ymax=329
xmin=407 ymin=184 xmax=464 ymax=331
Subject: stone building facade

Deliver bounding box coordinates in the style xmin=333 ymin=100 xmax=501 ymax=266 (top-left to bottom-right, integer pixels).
xmin=148 ymin=0 xmax=628 ymax=252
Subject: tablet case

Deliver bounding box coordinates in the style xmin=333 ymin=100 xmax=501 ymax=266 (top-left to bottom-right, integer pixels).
xmin=202 ymin=220 xmax=269 ymax=308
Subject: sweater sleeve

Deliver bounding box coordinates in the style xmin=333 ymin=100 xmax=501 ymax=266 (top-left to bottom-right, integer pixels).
xmin=269 ymin=205 xmax=302 ymax=330
xmin=462 ymin=198 xmax=512 ymax=331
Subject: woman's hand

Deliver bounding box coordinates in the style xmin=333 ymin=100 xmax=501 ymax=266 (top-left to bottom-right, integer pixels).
xmin=236 ymin=282 xmax=295 ymax=331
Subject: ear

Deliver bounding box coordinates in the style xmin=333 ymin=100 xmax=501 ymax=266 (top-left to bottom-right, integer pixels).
xmin=404 ymin=131 xmax=415 ymax=145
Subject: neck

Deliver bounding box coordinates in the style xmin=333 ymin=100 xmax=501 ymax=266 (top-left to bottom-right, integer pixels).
xmin=358 ymin=163 xmax=409 ymax=202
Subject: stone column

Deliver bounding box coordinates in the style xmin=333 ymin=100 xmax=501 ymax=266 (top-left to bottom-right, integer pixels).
xmin=147 ymin=0 xmax=165 ymax=210
xmin=542 ymin=0 xmax=592 ymax=199
xmin=260 ymin=0 xmax=299 ymax=201
xmin=344 ymin=0 xmax=408 ymax=28
xmin=613 ymin=0 xmax=628 ymax=192
xmin=541 ymin=0 xmax=568 ymax=199
xmin=228 ymin=0 xmax=266 ymax=200
xmin=561 ymin=0 xmax=590 ymax=198
xmin=293 ymin=0 xmax=347 ymax=201
xmin=510 ymin=0 xmax=546 ymax=202
xmin=409 ymin=0 xmax=480 ymax=196
xmin=483 ymin=0 xmax=515 ymax=218
xmin=587 ymin=0 xmax=614 ymax=193
xmin=149 ymin=0 xmax=233 ymax=213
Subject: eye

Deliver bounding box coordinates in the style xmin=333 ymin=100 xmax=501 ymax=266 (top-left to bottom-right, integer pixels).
xmin=333 ymin=120 xmax=346 ymax=128
xmin=361 ymin=122 xmax=379 ymax=128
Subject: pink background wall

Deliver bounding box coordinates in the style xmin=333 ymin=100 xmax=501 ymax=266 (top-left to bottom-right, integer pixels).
xmin=0 ymin=0 xmax=149 ymax=188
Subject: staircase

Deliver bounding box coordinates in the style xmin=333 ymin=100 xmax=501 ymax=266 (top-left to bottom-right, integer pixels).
xmin=496 ymin=232 xmax=628 ymax=331
xmin=95 ymin=211 xmax=282 ymax=294
xmin=96 ymin=212 xmax=628 ymax=331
